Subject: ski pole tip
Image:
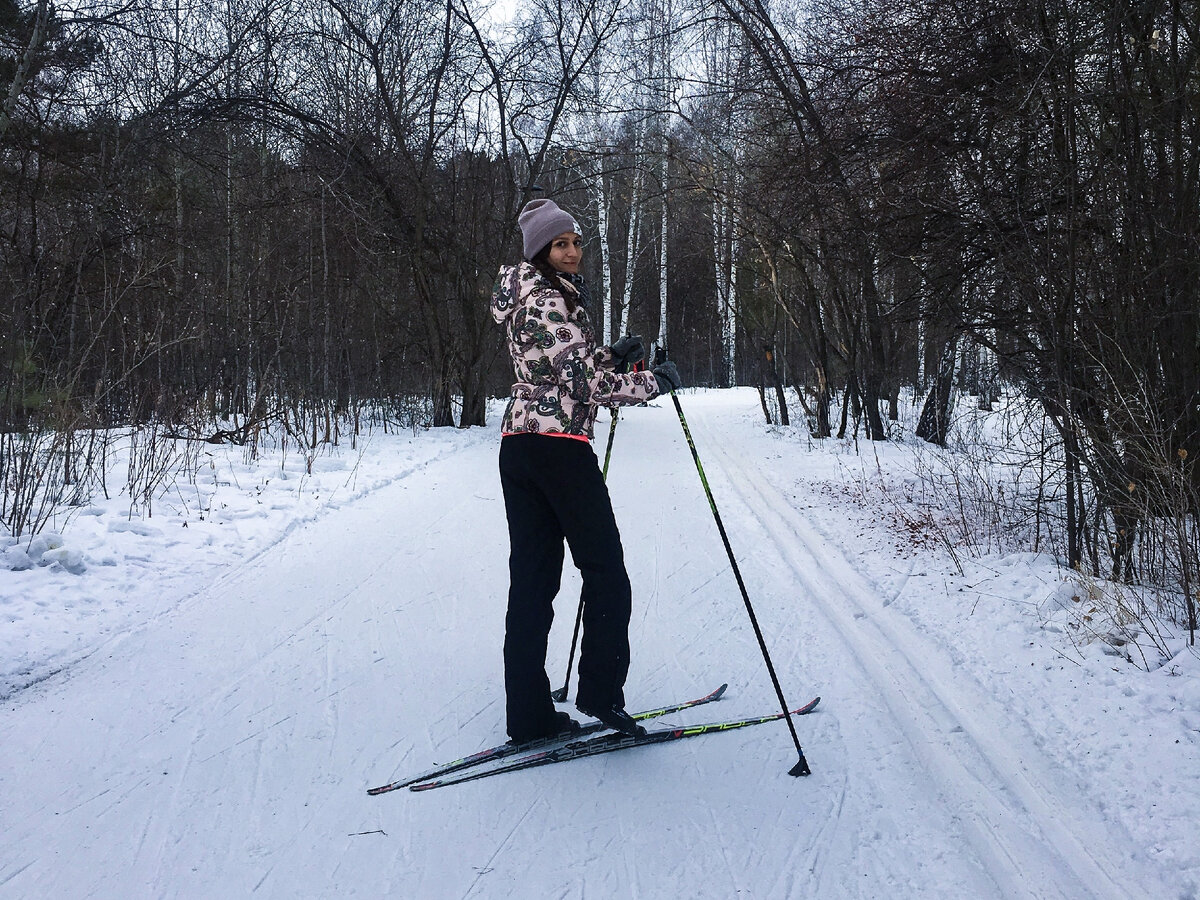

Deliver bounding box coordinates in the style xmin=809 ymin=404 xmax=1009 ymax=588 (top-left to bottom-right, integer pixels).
xmin=788 ymin=754 xmax=812 ymax=777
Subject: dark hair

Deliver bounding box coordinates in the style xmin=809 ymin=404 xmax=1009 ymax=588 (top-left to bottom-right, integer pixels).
xmin=529 ymin=245 xmax=577 ymax=313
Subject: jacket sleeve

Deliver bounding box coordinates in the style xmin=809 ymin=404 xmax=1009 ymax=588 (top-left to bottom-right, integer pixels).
xmin=540 ymin=299 xmax=660 ymax=407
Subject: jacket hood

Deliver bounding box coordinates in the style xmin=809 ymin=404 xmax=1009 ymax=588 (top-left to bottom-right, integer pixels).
xmin=492 ymin=261 xmax=584 ymax=326
xmin=490 ymin=263 xmax=524 ymax=325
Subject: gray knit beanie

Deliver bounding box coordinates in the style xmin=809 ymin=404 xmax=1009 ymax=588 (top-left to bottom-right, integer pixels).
xmin=519 ymin=199 xmax=582 ymax=260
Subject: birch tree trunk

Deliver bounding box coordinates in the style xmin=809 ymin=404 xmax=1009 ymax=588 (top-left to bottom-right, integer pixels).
xmin=658 ymin=141 xmax=668 ymax=348
xmin=594 ymin=167 xmax=613 ymax=344
xmin=655 ymin=0 xmax=672 ymax=349
xmin=712 ymin=171 xmax=739 ymax=387
xmin=583 ymin=7 xmax=614 ymax=345
xmin=619 ymin=127 xmax=645 ymax=338
xmin=726 ymin=217 xmax=739 ymax=386
xmin=0 ymin=0 xmax=49 ymax=142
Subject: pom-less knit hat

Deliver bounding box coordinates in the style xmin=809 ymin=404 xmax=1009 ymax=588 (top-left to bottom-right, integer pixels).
xmin=519 ymin=199 xmax=582 ymax=260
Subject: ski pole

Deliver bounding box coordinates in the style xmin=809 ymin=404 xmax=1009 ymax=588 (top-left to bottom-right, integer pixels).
xmin=656 ymin=348 xmax=811 ymax=777
xmin=550 ymin=406 xmax=620 ymax=703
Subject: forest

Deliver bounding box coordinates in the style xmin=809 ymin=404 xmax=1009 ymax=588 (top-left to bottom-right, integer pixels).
xmin=2 ymin=0 xmax=1198 ymax=636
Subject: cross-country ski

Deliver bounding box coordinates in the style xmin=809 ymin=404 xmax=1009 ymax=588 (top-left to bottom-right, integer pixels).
xmin=367 ymin=683 xmax=728 ymax=795
xmin=409 ymin=697 xmax=821 ymax=792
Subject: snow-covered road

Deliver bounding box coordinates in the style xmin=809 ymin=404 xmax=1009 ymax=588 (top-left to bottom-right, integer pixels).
xmin=0 ymin=391 xmax=1190 ymax=898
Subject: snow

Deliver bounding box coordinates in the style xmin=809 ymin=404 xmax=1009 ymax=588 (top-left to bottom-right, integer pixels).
xmin=1 ymin=389 xmax=1197 ymax=899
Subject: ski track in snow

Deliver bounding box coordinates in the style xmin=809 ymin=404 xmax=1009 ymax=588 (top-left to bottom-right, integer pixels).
xmin=0 ymin=391 xmax=1192 ymax=899
xmin=685 ymin=401 xmax=1175 ymax=900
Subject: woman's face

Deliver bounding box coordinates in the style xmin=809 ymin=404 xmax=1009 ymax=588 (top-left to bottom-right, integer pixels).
xmin=547 ymin=231 xmax=583 ymax=275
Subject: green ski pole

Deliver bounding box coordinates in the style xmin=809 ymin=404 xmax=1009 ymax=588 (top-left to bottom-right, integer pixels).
xmin=655 ymin=346 xmax=811 ymax=776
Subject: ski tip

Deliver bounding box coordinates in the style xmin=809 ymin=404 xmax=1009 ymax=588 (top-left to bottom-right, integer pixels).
xmin=788 ymin=755 xmax=812 ymax=777
xmin=713 ymin=683 xmax=729 ymax=699
xmin=793 ymin=696 xmax=821 ymax=715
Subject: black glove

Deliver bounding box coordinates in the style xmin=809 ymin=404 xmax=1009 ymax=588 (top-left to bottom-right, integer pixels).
xmin=652 ymin=360 xmax=682 ymax=393
xmin=609 ymin=335 xmax=645 ymax=370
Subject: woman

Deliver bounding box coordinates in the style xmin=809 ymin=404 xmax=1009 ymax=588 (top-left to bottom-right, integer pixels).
xmin=490 ymin=198 xmax=682 ymax=744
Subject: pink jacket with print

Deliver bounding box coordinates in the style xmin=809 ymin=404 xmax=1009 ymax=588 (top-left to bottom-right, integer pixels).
xmin=491 ymin=262 xmax=661 ymax=439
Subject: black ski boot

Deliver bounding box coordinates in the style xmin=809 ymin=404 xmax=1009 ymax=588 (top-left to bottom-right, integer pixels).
xmin=552 ymin=711 xmax=583 ymax=737
xmin=577 ymin=703 xmax=647 ymax=738
xmin=508 ymin=711 xmax=582 ymax=746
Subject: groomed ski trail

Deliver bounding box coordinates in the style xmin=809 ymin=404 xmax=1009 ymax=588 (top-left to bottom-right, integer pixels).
xmin=0 ymin=391 xmax=1180 ymax=899
xmin=681 ymin=399 xmax=1171 ymax=900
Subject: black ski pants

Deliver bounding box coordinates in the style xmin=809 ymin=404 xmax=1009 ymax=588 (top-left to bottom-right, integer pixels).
xmin=498 ymin=433 xmax=632 ymax=741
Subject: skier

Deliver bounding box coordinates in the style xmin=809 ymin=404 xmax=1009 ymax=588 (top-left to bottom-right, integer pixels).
xmin=490 ymin=198 xmax=682 ymax=744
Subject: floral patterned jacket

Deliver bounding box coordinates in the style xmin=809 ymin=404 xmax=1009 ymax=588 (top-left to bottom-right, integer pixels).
xmin=491 ymin=262 xmax=661 ymax=439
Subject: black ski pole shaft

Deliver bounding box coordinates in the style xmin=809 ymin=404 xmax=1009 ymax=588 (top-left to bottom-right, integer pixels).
xmin=665 ymin=385 xmax=811 ymax=776
xmin=551 ymin=407 xmax=620 ymax=703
